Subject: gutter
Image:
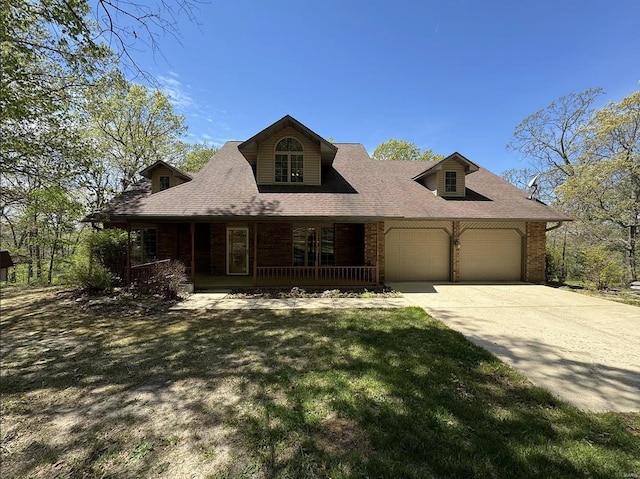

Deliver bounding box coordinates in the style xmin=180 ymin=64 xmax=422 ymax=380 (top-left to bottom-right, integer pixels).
xmin=546 ymin=221 xmax=563 ymax=232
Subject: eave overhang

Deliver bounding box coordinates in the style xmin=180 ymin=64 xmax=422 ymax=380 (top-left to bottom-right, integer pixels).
xmin=139 ymin=160 xmax=192 ymax=181
xmin=412 ymin=151 xmax=480 ymax=181
xmin=238 ymin=115 xmax=338 ymax=167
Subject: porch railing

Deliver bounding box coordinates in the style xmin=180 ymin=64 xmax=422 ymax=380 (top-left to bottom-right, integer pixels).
xmin=130 ymin=259 xmax=192 ymax=284
xmin=256 ymin=266 xmax=377 ymax=285
xmin=130 ymin=259 xmax=172 ymax=284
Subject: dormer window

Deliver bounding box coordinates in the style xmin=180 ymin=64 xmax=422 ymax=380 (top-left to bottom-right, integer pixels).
xmin=445 ymin=171 xmax=457 ymax=193
xmin=159 ymin=176 xmax=171 ymax=191
xmin=275 ymin=138 xmax=304 ymax=183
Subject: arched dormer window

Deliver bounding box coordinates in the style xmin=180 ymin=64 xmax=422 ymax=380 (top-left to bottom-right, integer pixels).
xmin=275 ymin=137 xmax=303 ymax=183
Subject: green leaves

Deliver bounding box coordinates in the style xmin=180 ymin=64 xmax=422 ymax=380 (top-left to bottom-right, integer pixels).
xmin=372 ymin=139 xmax=443 ymax=162
xmin=83 ymin=76 xmax=187 ymax=204
xmin=512 ymin=88 xmax=640 ymax=282
xmin=178 ymin=143 xmax=218 ymax=173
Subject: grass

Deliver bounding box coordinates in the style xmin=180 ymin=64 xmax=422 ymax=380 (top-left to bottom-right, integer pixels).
xmin=552 ymin=281 xmax=640 ymax=307
xmin=1 ymin=287 xmax=639 ymax=478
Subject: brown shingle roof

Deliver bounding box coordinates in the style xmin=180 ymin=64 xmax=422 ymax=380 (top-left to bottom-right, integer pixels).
xmin=90 ymin=141 xmax=570 ymax=223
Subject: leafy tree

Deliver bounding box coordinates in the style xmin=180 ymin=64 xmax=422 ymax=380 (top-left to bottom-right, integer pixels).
xmin=178 ymin=143 xmax=218 ymax=173
xmin=509 ymin=88 xmax=640 ymax=284
xmin=372 ymin=139 xmax=443 ymax=162
xmin=558 ymin=91 xmax=640 ymax=279
xmin=507 ymin=88 xmax=604 ymax=197
xmin=0 ymin=0 xmax=200 ymax=286
xmin=0 ymin=0 xmax=114 ymax=179
xmin=82 ymin=76 xmax=187 ymax=209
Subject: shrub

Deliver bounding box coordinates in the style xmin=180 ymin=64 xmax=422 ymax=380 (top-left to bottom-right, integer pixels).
xmin=545 ymin=245 xmax=567 ymax=283
xmin=134 ymin=260 xmax=187 ymax=300
xmin=86 ymin=229 xmax=128 ymax=284
xmin=68 ymin=260 xmax=113 ymax=292
xmin=578 ymin=245 xmax=626 ymax=290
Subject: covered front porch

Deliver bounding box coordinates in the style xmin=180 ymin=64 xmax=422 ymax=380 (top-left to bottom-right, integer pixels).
xmin=125 ymin=220 xmax=384 ymax=290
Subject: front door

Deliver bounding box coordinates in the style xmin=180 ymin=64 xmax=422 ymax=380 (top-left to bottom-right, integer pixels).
xmin=227 ymin=227 xmax=249 ymax=275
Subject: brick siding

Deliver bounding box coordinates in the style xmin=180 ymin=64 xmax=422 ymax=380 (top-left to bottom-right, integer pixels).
xmin=451 ymin=221 xmax=461 ymax=282
xmin=525 ymin=222 xmax=546 ymax=283
xmin=335 ymin=223 xmax=365 ymax=266
xmin=364 ymin=222 xmax=384 ymax=284
xmin=210 ymin=223 xmax=226 ymax=275
xmin=256 ymin=223 xmax=292 ymax=267
xmin=157 ymin=224 xmax=177 ymax=260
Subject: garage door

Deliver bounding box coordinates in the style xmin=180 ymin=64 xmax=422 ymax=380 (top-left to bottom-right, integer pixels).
xmin=459 ymin=229 xmax=522 ymax=281
xmin=386 ymin=229 xmax=450 ymax=281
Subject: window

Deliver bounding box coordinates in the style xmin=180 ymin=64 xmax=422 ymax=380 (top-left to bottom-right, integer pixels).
xmin=132 ymin=228 xmax=157 ymax=263
xmin=292 ymin=226 xmax=334 ymax=266
xmin=275 ymin=138 xmax=304 ymax=183
xmin=445 ymin=171 xmax=457 ymax=193
xmin=159 ymin=176 xmax=170 ymax=191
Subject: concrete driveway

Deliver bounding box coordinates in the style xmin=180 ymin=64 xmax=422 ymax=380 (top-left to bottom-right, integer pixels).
xmin=388 ymin=282 xmax=640 ymax=412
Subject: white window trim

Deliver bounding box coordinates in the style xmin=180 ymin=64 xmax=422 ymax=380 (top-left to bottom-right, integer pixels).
xmin=274 ymin=137 xmax=304 ymax=183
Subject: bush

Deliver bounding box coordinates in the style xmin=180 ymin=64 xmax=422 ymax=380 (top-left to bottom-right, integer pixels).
xmin=86 ymin=229 xmax=128 ymax=284
xmin=134 ymin=260 xmax=187 ymax=300
xmin=68 ymin=260 xmax=113 ymax=292
xmin=578 ymin=245 xmax=626 ymax=290
xmin=545 ymin=246 xmax=567 ymax=283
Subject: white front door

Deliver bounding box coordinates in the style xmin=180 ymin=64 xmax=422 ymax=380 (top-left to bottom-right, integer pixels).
xmin=227 ymin=227 xmax=249 ymax=275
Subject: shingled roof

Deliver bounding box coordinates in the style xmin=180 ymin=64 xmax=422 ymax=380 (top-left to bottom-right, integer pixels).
xmin=88 ymin=141 xmax=570 ymax=223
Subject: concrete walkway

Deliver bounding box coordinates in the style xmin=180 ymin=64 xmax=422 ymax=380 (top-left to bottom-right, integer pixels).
xmin=389 ymin=282 xmax=640 ymax=412
xmin=170 ymin=292 xmax=410 ymax=310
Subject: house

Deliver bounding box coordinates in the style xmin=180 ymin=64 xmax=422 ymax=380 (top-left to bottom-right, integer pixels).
xmin=87 ymin=115 xmax=570 ymax=289
xmin=1 ymin=250 xmax=14 ymax=282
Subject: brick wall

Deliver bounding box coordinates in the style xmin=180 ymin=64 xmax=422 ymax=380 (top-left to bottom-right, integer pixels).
xmin=210 ymin=223 xmax=226 ymax=275
xmin=194 ymin=223 xmax=211 ymax=273
xmin=256 ymin=223 xmax=292 ymax=267
xmin=157 ymin=224 xmax=177 ymax=260
xmin=526 ymin=222 xmax=546 ymax=283
xmin=364 ymin=222 xmax=384 ymax=283
xmin=176 ymin=224 xmax=191 ymax=266
xmin=452 ymin=221 xmax=461 ymax=282
xmin=335 ymin=223 xmax=365 ymax=266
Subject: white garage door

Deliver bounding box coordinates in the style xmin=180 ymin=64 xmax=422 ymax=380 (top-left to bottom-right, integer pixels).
xmin=386 ymin=229 xmax=450 ymax=281
xmin=459 ymin=229 xmax=522 ymax=281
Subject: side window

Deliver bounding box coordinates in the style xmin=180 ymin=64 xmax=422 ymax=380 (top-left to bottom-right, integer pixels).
xmin=275 ymin=138 xmax=304 ymax=183
xmin=445 ymin=171 xmax=457 ymax=193
xmin=159 ymin=176 xmax=171 ymax=191
xmin=132 ymin=228 xmax=157 ymax=263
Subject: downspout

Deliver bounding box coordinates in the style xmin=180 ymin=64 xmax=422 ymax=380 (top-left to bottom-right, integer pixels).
xmin=546 ymin=221 xmax=563 ymax=232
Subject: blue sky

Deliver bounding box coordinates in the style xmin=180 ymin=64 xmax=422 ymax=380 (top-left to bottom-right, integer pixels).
xmin=131 ymin=0 xmax=639 ymax=174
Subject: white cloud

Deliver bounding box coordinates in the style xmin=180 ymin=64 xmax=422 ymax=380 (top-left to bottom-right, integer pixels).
xmin=158 ymin=75 xmax=193 ymax=108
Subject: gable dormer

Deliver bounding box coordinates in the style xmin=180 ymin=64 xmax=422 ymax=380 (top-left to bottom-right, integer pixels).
xmin=140 ymin=160 xmax=192 ymax=193
xmin=238 ymin=115 xmax=337 ymax=186
xmin=413 ymin=152 xmax=479 ymax=198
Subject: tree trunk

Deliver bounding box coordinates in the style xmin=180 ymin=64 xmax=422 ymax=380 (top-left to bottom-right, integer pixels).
xmin=629 ymin=224 xmax=638 ymax=280
xmin=47 ymin=228 xmax=60 ymax=285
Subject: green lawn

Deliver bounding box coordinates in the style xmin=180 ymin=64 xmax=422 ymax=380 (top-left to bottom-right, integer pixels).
xmin=1 ymin=288 xmax=638 ymax=478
